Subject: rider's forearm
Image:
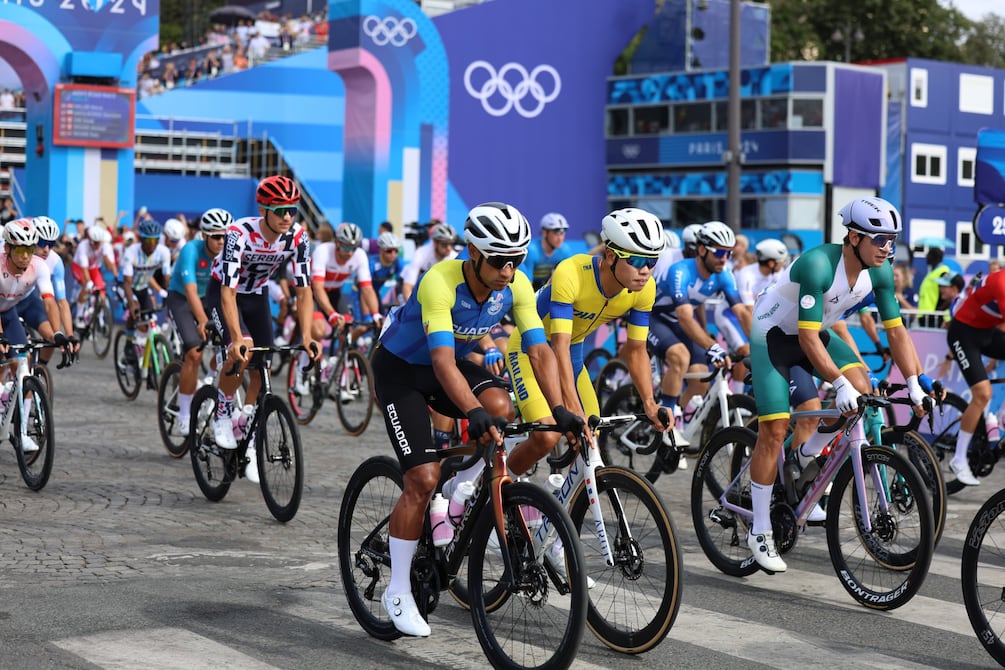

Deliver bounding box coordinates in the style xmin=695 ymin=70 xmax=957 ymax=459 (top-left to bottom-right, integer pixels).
xmin=525 ymin=342 xmax=565 ymax=412
xmin=677 ymin=312 xmax=715 ymax=349
xmin=184 ymin=284 xmax=207 ymax=325
xmin=219 ymin=285 xmax=243 ymax=344
xmin=623 ymin=339 xmax=658 ymax=406
xmin=549 ymin=332 xmax=586 ymax=415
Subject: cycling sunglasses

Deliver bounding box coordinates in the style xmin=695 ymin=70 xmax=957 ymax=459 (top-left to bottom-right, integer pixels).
xmin=36 ymin=239 xmax=55 ymax=249
xmin=262 ymin=204 xmax=298 ymax=218
xmin=484 ymin=251 xmax=527 ymax=270
xmin=610 ymin=247 xmax=659 ymax=270
xmin=707 ymin=247 xmax=732 ymax=260
xmin=857 ymin=230 xmax=897 ymax=249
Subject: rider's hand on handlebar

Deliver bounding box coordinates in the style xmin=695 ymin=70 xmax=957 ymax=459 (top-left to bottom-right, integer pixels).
xmin=466 ymin=407 xmax=506 ymax=446
xmin=832 ymin=375 xmax=861 ymax=415
xmin=706 ymin=343 xmax=730 ymax=369
xmin=552 ymin=404 xmax=588 ymax=448
xmin=906 ymin=374 xmax=929 ymax=417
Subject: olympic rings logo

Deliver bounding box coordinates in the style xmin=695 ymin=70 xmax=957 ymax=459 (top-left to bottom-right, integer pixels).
xmin=362 ymin=15 xmax=417 ymax=47
xmin=463 ymin=61 xmax=562 ymax=119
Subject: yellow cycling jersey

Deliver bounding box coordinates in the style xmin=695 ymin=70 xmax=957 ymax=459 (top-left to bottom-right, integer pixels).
xmin=538 ymin=254 xmax=655 ymax=343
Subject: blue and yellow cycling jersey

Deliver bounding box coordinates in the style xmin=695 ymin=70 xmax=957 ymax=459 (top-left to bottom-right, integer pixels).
xmin=537 ymin=254 xmax=655 ymax=344
xmin=169 ymin=239 xmax=215 ymax=297
xmin=379 ymin=259 xmax=546 ymax=365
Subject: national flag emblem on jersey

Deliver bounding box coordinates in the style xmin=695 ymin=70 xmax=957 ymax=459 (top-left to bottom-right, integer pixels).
xmin=487 ymin=292 xmax=504 ymax=315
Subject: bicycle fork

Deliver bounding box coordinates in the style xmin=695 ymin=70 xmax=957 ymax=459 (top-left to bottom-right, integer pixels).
xmin=549 ymin=444 xmax=621 ymax=568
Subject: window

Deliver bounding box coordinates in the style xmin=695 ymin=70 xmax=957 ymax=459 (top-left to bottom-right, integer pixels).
xmin=758 ymin=98 xmax=788 ymax=129
xmin=713 ymin=100 xmax=756 ymax=131
xmin=634 ymin=105 xmax=669 ymax=135
xmin=911 ymin=143 xmax=947 ymax=185
xmin=958 ymin=147 xmax=977 ymax=187
xmin=791 ymin=99 xmax=824 ymax=128
xmin=910 ymin=68 xmax=928 ymax=108
xmin=957 ymin=221 xmax=988 ymax=259
xmin=959 ymin=73 xmax=994 ymax=115
xmin=606 ymin=108 xmax=629 ymax=137
xmin=673 ymin=102 xmax=712 ymax=133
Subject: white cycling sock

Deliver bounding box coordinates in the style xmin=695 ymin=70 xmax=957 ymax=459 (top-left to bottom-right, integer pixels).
xmin=800 ymin=424 xmax=832 ymax=459
xmin=955 ymin=429 xmax=973 ymax=464
xmin=178 ymin=392 xmax=193 ymax=417
xmin=750 ymin=481 xmax=773 ymax=535
xmin=388 ymin=536 xmax=418 ymax=595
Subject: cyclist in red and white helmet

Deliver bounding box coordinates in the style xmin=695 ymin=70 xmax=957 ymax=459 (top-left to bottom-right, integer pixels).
xmin=205 ymin=175 xmax=320 ymax=482
xmin=71 ymin=224 xmax=116 ymax=330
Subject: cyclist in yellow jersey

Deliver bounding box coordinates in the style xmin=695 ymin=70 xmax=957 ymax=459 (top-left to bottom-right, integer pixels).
xmin=505 ymin=208 xmax=670 ymax=475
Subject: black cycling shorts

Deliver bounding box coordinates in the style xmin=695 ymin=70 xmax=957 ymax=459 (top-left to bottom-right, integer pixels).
xmin=947 ymin=319 xmax=1005 ymax=387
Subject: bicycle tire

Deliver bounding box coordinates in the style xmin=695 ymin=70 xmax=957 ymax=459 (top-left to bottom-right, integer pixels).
xmin=31 ymin=363 xmax=53 ymax=406
xmin=336 ymin=349 xmax=374 ymax=436
xmin=961 ymin=486 xmax=1005 ymax=666
xmin=113 ymin=330 xmax=142 ymax=400
xmin=14 ymin=376 xmax=55 ymax=491
xmin=286 ymin=354 xmax=322 ymax=425
xmin=597 ymin=385 xmax=662 ymax=482
xmin=881 ymin=427 xmax=947 ymax=548
xmin=468 ymin=481 xmax=587 ymax=670
xmin=914 ymin=391 xmax=971 ymax=494
xmin=156 ymin=362 xmax=187 ymax=458
xmin=189 ymin=384 xmax=234 ymax=502
xmin=825 ymin=446 xmax=934 ymax=611
xmin=337 ymin=455 xmax=404 ymax=641
xmin=150 ymin=336 xmax=173 ymax=390
xmin=91 ymin=301 xmax=113 ymax=359
xmin=690 ymin=426 xmax=760 ymax=577
xmin=585 ymin=347 xmax=613 ymax=382
xmin=595 ymin=357 xmax=631 ymax=410
xmin=256 ymin=394 xmax=304 ymax=522
xmin=699 ymin=393 xmax=758 ymax=453
xmin=567 ymin=466 xmax=683 ymax=654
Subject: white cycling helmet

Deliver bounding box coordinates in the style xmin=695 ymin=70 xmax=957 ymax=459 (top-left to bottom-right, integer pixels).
xmin=755 ymin=238 xmax=788 ymax=263
xmin=4 ymin=218 xmax=38 ymax=247
xmin=838 ymin=196 xmax=902 ymax=235
xmin=601 ymin=208 xmax=665 ymax=256
xmin=431 ymin=222 xmax=458 ymax=243
xmin=664 ymin=229 xmax=681 ymax=250
xmin=682 ymin=223 xmax=702 ymax=250
xmin=87 ymin=225 xmax=110 ymax=244
xmin=163 ymin=218 xmax=186 ymax=242
xmin=464 ymin=202 xmax=531 ymax=256
xmin=335 ymin=222 xmax=363 ymax=248
xmin=540 ymin=212 xmax=569 ymax=231
xmin=200 ymin=208 xmax=233 ymax=234
xmin=377 ymin=231 xmax=400 ymax=250
xmin=696 ymin=221 xmax=736 ymax=249
xmin=31 ymin=216 xmax=59 ymax=242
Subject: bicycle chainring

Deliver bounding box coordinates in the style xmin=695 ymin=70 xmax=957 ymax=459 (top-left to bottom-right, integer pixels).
xmin=770 ymin=503 xmax=798 ymax=554
xmin=970 ymin=443 xmax=997 ymax=478
xmin=411 ymin=554 xmax=440 ymax=616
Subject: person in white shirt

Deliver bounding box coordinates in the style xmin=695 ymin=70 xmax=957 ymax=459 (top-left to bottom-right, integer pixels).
xmin=401 ymin=223 xmax=458 ymax=301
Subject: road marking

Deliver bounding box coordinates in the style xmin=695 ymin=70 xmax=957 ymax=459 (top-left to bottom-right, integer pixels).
xmin=53 ymin=627 xmax=280 ymax=669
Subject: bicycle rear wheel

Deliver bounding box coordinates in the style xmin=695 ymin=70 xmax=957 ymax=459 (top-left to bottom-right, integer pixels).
xmin=189 ymin=384 xmax=234 ymax=501
xmin=468 ymin=481 xmax=586 ymax=670
xmin=595 ymin=358 xmax=631 ymax=410
xmin=256 ymin=394 xmax=304 ymax=522
xmin=157 ymin=362 xmax=187 ymax=458
xmin=568 ymin=466 xmax=683 ymax=654
xmin=699 ymin=394 xmax=757 ymax=452
xmin=690 ymin=426 xmax=760 ymax=577
xmin=881 ymin=427 xmax=947 ymax=548
xmin=14 ymin=377 xmax=54 ymax=491
xmin=337 ymin=455 xmax=404 ymax=641
xmin=336 ymin=350 xmax=374 ymax=436
xmin=961 ymin=486 xmax=1005 ymax=666
xmin=91 ymin=300 xmax=113 ymax=359
xmin=113 ymin=330 xmax=141 ymax=400
xmin=825 ymin=446 xmax=934 ymax=611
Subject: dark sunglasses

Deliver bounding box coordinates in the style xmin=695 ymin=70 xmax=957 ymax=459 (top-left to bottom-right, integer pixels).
xmin=484 ymin=252 xmax=527 ymax=270
xmin=708 ymin=248 xmax=732 ymax=260
xmin=338 ymin=244 xmax=357 ymax=253
xmin=611 ymin=247 xmax=658 ymax=269
xmin=206 ymin=234 xmax=226 ymax=241
xmin=263 ymin=205 xmax=298 ymax=218
xmin=381 ymin=247 xmax=398 ymax=253
xmin=36 ymin=239 xmax=54 ymax=249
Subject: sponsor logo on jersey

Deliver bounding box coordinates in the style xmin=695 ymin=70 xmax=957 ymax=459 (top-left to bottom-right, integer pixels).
xmin=800 ymin=295 xmax=815 ymax=309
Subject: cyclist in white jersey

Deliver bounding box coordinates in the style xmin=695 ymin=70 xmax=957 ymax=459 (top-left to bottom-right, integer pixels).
xmin=121 ymin=219 xmax=173 ymax=347
xmin=71 ymin=226 xmax=116 ymax=329
xmin=29 ymin=216 xmax=79 ymax=361
xmin=401 ymin=223 xmax=458 ymax=301
xmin=745 ymin=197 xmax=928 ymax=573
xmin=206 ymin=175 xmax=320 ymax=482
xmin=735 ymin=238 xmax=788 ymax=306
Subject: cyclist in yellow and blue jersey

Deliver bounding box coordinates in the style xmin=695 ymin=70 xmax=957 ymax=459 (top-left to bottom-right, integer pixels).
xmin=373 ymin=202 xmax=583 ymax=638
xmin=504 ymin=208 xmax=670 ymax=477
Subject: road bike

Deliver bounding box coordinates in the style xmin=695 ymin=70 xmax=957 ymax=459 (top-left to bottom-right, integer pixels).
xmin=339 ymin=421 xmax=588 ymax=669
xmin=287 ymin=321 xmax=374 ymax=434
xmin=961 ymin=484 xmax=1005 ymax=666
xmin=112 ymin=309 xmax=174 ymax=400
xmin=188 ymin=342 xmax=309 ymax=522
xmin=691 ymin=395 xmax=935 ymax=610
xmin=74 ymin=285 xmax=113 ymax=359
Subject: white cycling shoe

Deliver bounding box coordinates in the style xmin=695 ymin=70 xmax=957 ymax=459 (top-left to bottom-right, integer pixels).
xmin=382 ymin=590 xmax=431 ymax=637
xmin=244 ymin=446 xmax=260 ymax=484
xmin=747 ymin=530 xmax=787 ymax=573
xmin=951 ymin=459 xmax=981 ymax=486
xmin=20 ymin=434 xmax=39 ymax=453
xmin=177 ymin=414 xmax=191 ymax=437
xmin=213 ymin=417 xmax=237 ymax=450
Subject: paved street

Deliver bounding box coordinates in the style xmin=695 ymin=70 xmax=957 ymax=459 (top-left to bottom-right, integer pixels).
xmin=0 ymin=349 xmax=1000 ymax=669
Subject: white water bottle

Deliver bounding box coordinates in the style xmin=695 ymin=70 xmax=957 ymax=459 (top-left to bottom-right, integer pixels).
xmin=683 ymin=395 xmax=704 ymax=423
xmin=988 ymin=412 xmax=1001 ymax=443
xmin=447 ymin=480 xmax=476 ymax=526
xmin=232 ymin=404 xmax=255 ymax=439
xmin=429 ymin=493 xmax=452 ymax=547
xmin=0 ymin=380 xmax=13 ymax=409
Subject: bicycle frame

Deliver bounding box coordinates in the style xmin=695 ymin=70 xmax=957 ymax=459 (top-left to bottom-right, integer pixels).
xmin=0 ymin=355 xmax=33 ymax=441
xmin=680 ymin=367 xmax=736 ymax=444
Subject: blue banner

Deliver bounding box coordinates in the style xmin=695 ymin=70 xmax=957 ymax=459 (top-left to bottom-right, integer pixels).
xmin=976 ymin=128 xmax=1005 ymax=206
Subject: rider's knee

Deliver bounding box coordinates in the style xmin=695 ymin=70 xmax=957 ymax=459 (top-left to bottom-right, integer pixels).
xmin=479 ymin=387 xmax=515 ymax=422
xmin=404 ymin=464 xmax=439 ymax=498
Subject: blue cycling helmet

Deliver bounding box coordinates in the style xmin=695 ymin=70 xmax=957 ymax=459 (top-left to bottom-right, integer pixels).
xmin=138 ymin=219 xmax=163 ymax=240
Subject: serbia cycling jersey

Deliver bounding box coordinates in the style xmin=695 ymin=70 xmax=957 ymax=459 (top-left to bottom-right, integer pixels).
xmin=169 ymin=239 xmax=215 ymax=297
xmin=952 ymin=269 xmax=1005 ymax=329
xmin=210 ymin=216 xmax=311 ymax=294
xmin=653 ymin=257 xmax=742 ymax=322
xmin=519 ymin=239 xmax=573 ymax=290
xmin=379 ymin=259 xmax=546 ymax=365
xmin=311 ymin=243 xmax=373 ymax=290
xmin=121 ymin=242 xmax=172 ymax=291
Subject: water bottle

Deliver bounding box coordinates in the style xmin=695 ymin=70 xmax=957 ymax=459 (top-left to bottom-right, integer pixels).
xmin=547 ymin=473 xmax=565 ymax=499
xmin=320 ymin=356 xmax=335 ymax=384
xmin=988 ymin=412 xmax=1001 ymax=443
xmin=796 ymin=455 xmax=826 ymax=496
xmin=447 ymin=480 xmax=476 ymax=526
xmin=682 ymin=395 xmax=704 ymax=424
xmin=783 ymin=451 xmax=801 ymax=501
xmin=429 ymin=493 xmax=452 ymax=547
xmin=0 ymin=380 xmax=13 ymax=411
xmin=232 ymin=404 xmax=255 ymax=440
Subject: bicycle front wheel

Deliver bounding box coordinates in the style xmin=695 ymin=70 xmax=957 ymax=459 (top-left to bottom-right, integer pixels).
xmin=32 ymin=363 xmax=53 ymax=406
xmin=598 ymin=385 xmax=663 ymax=482
xmin=336 ymin=350 xmax=374 ymax=436
xmin=825 ymin=446 xmax=934 ymax=611
xmin=337 ymin=455 xmax=404 ymax=641
xmin=92 ymin=301 xmax=113 ymax=359
xmin=14 ymin=376 xmax=54 ymax=491
xmin=568 ymin=466 xmax=683 ymax=654
xmin=189 ymin=384 xmax=234 ymax=502
xmin=881 ymin=427 xmax=947 ymax=548
xmin=690 ymin=426 xmax=760 ymax=577
xmin=286 ymin=356 xmax=322 ymax=425
xmin=156 ymin=361 xmax=187 ymax=458
xmin=256 ymin=394 xmax=304 ymax=522
xmin=594 ymin=357 xmax=631 ymax=410
xmin=468 ymin=481 xmax=586 ymax=670
xmin=962 ymin=486 xmax=1005 ymax=666
xmin=113 ymin=330 xmax=141 ymax=400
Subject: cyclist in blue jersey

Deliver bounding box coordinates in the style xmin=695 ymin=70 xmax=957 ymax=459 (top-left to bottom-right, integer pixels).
xmin=30 ymin=216 xmax=80 ymax=359
xmin=166 ymin=208 xmax=230 ymax=434
xmin=519 ymin=212 xmax=574 ymax=291
xmin=370 ymin=231 xmax=403 ymax=312
xmin=372 ymin=202 xmax=583 ymax=638
xmin=649 ymin=221 xmax=750 ymax=442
